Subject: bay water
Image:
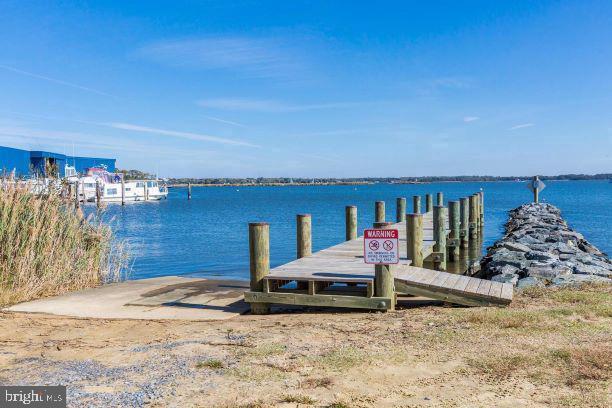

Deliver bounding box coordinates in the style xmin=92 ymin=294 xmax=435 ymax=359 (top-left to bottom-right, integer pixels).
xmin=95 ymin=180 xmax=611 ymax=280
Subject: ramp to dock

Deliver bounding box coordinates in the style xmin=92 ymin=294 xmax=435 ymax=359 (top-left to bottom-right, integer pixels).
xmin=245 ymin=211 xmax=513 ymax=310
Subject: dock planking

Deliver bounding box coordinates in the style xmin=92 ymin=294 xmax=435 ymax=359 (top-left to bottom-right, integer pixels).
xmin=244 ymin=206 xmax=513 ymax=310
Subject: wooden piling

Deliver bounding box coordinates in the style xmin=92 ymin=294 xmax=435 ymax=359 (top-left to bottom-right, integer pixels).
xmin=469 ymin=195 xmax=478 ymax=240
xmin=95 ymin=180 xmax=101 ymax=208
xmin=460 ymin=197 xmax=469 ymax=249
xmin=121 ymin=177 xmax=125 ymax=206
xmin=436 ymin=192 xmax=444 ymax=206
xmin=448 ymin=201 xmax=460 ymax=261
xmin=249 ymin=222 xmax=270 ymax=314
xmin=345 ymin=206 xmax=357 ymax=241
xmin=433 ymin=205 xmax=447 ymax=270
xmin=375 ymin=201 xmax=385 ymax=223
xmin=479 ymin=191 xmax=484 ymax=227
xmin=406 ymin=213 xmax=424 ymax=267
xmin=373 ymin=221 xmax=395 ymax=309
xmin=74 ymin=182 xmax=80 ymax=210
xmin=412 ymin=195 xmax=421 ymax=214
xmin=188 ymin=183 xmax=192 ymax=200
xmin=396 ymin=197 xmax=406 ymax=223
xmin=425 ymin=194 xmax=433 ymax=212
xmin=296 ymin=214 xmax=312 ymax=259
xmin=144 ymin=182 xmax=149 ymax=201
xmin=533 ymin=176 xmax=539 ymax=203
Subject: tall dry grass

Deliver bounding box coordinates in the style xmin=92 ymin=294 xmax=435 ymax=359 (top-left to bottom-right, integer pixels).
xmin=0 ymin=182 xmax=128 ymax=306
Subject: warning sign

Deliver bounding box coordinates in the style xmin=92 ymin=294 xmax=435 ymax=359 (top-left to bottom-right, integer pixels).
xmin=364 ymin=229 xmax=399 ymax=264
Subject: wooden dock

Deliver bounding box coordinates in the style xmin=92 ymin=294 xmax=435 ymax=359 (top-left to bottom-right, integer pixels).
xmin=245 ymin=192 xmax=513 ymax=313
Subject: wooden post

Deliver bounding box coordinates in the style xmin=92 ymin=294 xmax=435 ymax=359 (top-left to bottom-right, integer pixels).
xmin=433 ymin=205 xmax=447 ymax=270
xmin=187 ymin=183 xmax=192 ymax=200
xmin=144 ymin=182 xmax=149 ymax=201
xmin=460 ymin=197 xmax=469 ymax=249
xmin=533 ymin=176 xmax=539 ymax=203
xmin=479 ymin=191 xmax=484 ymax=228
xmin=448 ymin=201 xmax=460 ymax=261
xmin=412 ymin=195 xmax=421 ymax=214
xmin=425 ymin=194 xmax=433 ymax=212
xmin=406 ymin=213 xmax=423 ymax=267
xmin=396 ymin=197 xmax=406 ymax=223
xmin=469 ymin=195 xmax=478 ymax=240
xmin=375 ymin=201 xmax=385 ymax=223
xmin=74 ymin=181 xmax=79 ymax=210
xmin=474 ymin=193 xmax=481 ymax=232
xmin=297 ymin=214 xmax=312 ymax=259
xmin=436 ymin=192 xmax=444 ymax=206
xmin=373 ymin=221 xmax=395 ymax=310
xmin=249 ymin=222 xmax=270 ymax=314
xmin=121 ymin=177 xmax=125 ymax=206
xmin=345 ymin=206 xmax=357 ymax=241
xmin=95 ymin=180 xmax=101 ymax=208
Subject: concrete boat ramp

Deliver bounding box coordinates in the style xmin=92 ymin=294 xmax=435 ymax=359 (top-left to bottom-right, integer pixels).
xmin=6 ymin=277 xmax=251 ymax=320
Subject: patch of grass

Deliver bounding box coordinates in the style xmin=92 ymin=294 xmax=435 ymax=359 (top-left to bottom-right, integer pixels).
xmin=311 ymin=346 xmax=370 ymax=371
xmin=249 ymin=343 xmax=287 ymax=357
xmin=326 ymin=402 xmax=351 ymax=408
xmin=301 ymin=377 xmax=334 ymax=389
xmin=455 ymin=309 xmax=545 ymax=329
xmin=468 ymin=354 xmax=533 ymax=378
xmin=279 ymin=394 xmax=316 ymax=404
xmin=196 ymin=359 xmax=224 ymax=369
xmin=226 ymin=365 xmax=286 ymax=382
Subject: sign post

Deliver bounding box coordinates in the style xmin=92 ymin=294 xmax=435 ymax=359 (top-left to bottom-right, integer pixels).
xmin=364 ymin=225 xmax=398 ymax=310
xmin=527 ymin=176 xmax=546 ymax=203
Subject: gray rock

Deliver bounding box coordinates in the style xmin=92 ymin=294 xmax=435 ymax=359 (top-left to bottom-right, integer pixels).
xmin=492 ymin=273 xmax=519 ymax=285
xmin=525 ymin=251 xmax=556 ymax=262
xmin=517 ymin=277 xmax=545 ymax=289
xmin=501 ymin=241 xmax=531 ymax=253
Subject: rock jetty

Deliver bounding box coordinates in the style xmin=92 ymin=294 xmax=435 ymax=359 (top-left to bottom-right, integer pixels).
xmin=481 ymin=203 xmax=611 ymax=288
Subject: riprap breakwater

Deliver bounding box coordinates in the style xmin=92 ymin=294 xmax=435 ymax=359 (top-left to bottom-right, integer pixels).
xmin=481 ymin=203 xmax=611 ymax=288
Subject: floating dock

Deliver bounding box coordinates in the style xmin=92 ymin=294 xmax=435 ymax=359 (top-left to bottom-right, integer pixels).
xmin=245 ymin=192 xmax=513 ymax=313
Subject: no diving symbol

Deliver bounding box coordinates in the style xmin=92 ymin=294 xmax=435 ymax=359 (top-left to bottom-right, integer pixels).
xmin=383 ymin=240 xmax=394 ymax=251
xmin=368 ymin=241 xmax=380 ymax=251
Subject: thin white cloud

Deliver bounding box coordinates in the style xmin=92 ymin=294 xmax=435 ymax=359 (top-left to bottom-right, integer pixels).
xmin=463 ymin=116 xmax=479 ymax=122
xmin=197 ymin=98 xmax=359 ymax=113
xmin=0 ymin=65 xmax=115 ymax=97
xmin=104 ymin=122 xmax=259 ymax=147
xmin=509 ymin=123 xmax=535 ymax=130
xmin=137 ymin=37 xmax=304 ymax=79
xmin=203 ymin=115 xmax=247 ymax=128
xmin=0 ymin=124 xmax=221 ymax=158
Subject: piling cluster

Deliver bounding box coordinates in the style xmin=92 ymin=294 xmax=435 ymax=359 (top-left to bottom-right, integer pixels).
xmin=481 ymin=203 xmax=612 ymax=288
xmin=246 ymin=190 xmax=485 ymax=314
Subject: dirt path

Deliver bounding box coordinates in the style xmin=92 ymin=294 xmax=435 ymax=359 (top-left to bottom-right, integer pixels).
xmin=1 ymin=285 xmax=610 ymax=407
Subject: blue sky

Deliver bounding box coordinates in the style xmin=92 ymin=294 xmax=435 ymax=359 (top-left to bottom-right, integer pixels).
xmin=0 ymin=0 xmax=610 ymax=177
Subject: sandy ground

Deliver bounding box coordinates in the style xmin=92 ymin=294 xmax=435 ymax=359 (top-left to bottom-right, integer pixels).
xmin=0 ymin=285 xmax=610 ymax=408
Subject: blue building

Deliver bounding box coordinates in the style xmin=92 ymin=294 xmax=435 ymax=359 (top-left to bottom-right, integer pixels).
xmin=0 ymin=145 xmax=116 ymax=178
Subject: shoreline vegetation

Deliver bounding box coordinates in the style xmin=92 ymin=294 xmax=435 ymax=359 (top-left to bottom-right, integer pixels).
xmin=0 ymin=183 xmax=127 ymax=307
xmin=115 ymin=169 xmax=611 ymax=187
xmin=162 ymin=173 xmax=611 ymax=188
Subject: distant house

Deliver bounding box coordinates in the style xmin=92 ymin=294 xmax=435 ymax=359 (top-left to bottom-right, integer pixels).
xmin=0 ymin=145 xmax=116 ymax=178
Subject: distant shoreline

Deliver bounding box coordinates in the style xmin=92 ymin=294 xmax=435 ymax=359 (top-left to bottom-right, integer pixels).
xmin=167 ymin=177 xmax=610 ymax=188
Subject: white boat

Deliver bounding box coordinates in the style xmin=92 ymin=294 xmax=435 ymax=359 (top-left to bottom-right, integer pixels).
xmin=77 ymin=168 xmax=168 ymax=203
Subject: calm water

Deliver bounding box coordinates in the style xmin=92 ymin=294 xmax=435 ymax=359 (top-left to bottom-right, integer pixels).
xmin=94 ymin=180 xmax=611 ymax=280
